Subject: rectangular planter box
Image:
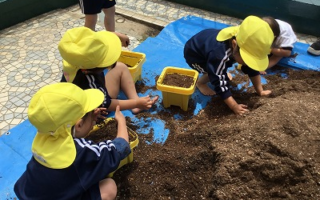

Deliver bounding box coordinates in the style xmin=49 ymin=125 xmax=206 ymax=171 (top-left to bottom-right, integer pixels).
xmin=88 ymin=118 xmax=139 ymax=177
xmin=118 ymin=50 xmax=146 ymax=83
xmin=156 ymin=66 xmax=198 ymax=111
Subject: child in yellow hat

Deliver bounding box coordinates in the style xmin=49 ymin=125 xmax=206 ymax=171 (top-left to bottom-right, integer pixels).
xmin=14 ymin=82 xmax=130 ymax=200
xmin=58 ymin=27 xmax=158 ymax=115
xmin=184 ymin=15 xmax=274 ymax=115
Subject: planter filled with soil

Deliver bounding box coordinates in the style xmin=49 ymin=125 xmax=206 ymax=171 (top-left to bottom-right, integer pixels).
xmin=156 ymin=66 xmax=198 ymax=111
xmin=86 ymin=118 xmax=139 ymax=177
xmin=118 ymin=50 xmax=146 ymax=83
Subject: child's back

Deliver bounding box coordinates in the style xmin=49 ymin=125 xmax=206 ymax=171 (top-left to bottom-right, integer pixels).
xmin=14 ymin=83 xmax=131 ymax=200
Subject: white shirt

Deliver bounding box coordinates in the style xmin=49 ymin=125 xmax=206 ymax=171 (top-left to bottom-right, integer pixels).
xmin=273 ymin=19 xmax=297 ymax=49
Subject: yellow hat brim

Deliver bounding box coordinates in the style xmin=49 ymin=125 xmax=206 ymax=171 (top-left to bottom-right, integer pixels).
xmin=62 ymin=60 xmax=79 ymax=82
xmin=216 ymin=26 xmax=239 ymax=42
xmin=96 ymin=31 xmax=122 ymax=67
xmin=32 ymin=125 xmax=76 ymax=169
xmin=83 ymin=89 xmax=105 ymax=113
xmin=240 ymin=48 xmax=269 ymax=71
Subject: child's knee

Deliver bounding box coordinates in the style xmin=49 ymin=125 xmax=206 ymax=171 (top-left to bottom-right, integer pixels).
xmin=115 ymin=62 xmax=128 ymax=70
xmin=100 ymin=178 xmax=117 ymax=200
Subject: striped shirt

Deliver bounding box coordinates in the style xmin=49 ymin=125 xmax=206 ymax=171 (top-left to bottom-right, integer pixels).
xmin=14 ymin=137 xmax=130 ymax=200
xmin=184 ymin=29 xmax=235 ymax=100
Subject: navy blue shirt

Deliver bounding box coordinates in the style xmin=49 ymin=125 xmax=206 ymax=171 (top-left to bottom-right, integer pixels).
xmin=184 ymin=29 xmax=235 ymax=100
xmin=14 ymin=137 xmax=131 ymax=200
xmin=61 ymin=70 xmax=112 ymax=109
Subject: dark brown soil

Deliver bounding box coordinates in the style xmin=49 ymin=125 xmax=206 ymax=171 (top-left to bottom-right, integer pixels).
xmin=86 ymin=118 xmax=138 ymax=143
xmin=163 ymin=73 xmax=194 ymax=88
xmin=111 ymin=67 xmax=320 ymax=200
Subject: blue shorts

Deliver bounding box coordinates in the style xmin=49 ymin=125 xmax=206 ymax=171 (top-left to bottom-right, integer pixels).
xmin=79 ymin=0 xmax=116 ymax=15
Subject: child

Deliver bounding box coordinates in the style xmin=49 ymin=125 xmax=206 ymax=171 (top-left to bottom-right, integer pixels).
xmin=184 ymin=15 xmax=274 ymax=115
xmin=14 ymin=82 xmax=131 ymax=200
xmin=78 ymin=0 xmax=130 ymax=47
xmin=59 ymin=27 xmax=158 ymax=114
xmin=260 ymin=16 xmax=297 ymax=74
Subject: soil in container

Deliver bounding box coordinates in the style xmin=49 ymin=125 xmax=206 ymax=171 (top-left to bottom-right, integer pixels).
xmin=162 ymin=73 xmax=194 ymax=88
xmin=86 ymin=117 xmax=137 ymax=143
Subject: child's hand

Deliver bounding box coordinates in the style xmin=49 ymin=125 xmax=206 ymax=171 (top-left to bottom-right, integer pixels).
xmin=115 ymin=32 xmax=130 ymax=47
xmin=93 ymin=108 xmax=107 ymax=121
xmin=136 ymin=95 xmax=158 ymax=110
xmin=115 ymin=105 xmax=125 ymax=123
xmin=232 ymin=104 xmax=249 ymax=115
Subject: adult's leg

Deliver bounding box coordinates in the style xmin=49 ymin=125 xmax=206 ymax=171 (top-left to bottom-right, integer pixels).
xmin=99 ymin=178 xmax=117 ymax=200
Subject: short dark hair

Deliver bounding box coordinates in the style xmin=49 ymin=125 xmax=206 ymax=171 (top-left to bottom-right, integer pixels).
xmin=262 ymin=16 xmax=280 ymax=38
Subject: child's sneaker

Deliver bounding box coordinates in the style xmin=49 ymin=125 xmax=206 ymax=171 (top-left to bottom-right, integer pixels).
xmin=307 ymin=40 xmax=320 ymax=56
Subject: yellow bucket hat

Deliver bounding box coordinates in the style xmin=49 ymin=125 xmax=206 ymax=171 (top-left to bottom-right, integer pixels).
xmin=28 ymin=82 xmax=104 ymax=169
xmin=217 ymin=15 xmax=274 ymax=71
xmin=58 ymin=27 xmax=122 ymax=82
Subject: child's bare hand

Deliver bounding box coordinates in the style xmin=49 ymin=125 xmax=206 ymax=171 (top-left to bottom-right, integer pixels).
xmin=93 ymin=108 xmax=107 ymax=121
xmin=137 ymin=95 xmax=159 ymax=110
xmin=115 ymin=105 xmax=125 ymax=123
xmin=116 ymin=32 xmax=130 ymax=47
xmin=232 ymin=104 xmax=249 ymax=115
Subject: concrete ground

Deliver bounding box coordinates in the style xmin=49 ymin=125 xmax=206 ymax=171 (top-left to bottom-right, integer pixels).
xmin=0 ymin=0 xmax=318 ymax=135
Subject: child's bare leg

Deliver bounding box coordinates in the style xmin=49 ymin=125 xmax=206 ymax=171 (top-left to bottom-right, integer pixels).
xmin=84 ymin=14 xmax=98 ymax=31
xmin=102 ymin=6 xmax=115 ymax=31
xmin=105 ymin=62 xmax=158 ymax=113
xmin=196 ymin=73 xmax=216 ymax=96
xmin=99 ymin=178 xmax=117 ymax=200
xmin=249 ymin=75 xmax=272 ymax=96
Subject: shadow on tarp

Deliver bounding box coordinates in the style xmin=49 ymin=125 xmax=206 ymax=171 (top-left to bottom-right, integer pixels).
xmin=1 ymin=15 xmax=319 ymax=199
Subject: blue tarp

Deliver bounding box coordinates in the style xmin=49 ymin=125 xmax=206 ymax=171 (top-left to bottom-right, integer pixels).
xmin=1 ymin=15 xmax=319 ymax=199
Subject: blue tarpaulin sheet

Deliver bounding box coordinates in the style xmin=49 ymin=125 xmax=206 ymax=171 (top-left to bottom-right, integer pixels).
xmin=1 ymin=15 xmax=319 ymax=199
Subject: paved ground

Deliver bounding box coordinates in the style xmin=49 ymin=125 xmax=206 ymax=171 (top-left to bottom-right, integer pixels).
xmin=0 ymin=0 xmax=318 ymax=135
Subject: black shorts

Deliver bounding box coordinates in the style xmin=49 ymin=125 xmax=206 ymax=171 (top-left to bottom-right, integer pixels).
xmin=79 ymin=0 xmax=116 ymax=15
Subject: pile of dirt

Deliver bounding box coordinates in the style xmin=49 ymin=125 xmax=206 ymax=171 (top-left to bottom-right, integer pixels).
xmin=110 ymin=67 xmax=320 ymax=200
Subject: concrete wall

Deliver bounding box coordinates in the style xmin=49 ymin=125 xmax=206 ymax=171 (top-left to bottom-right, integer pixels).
xmin=165 ymin=0 xmax=320 ymax=36
xmin=0 ymin=0 xmax=77 ymax=30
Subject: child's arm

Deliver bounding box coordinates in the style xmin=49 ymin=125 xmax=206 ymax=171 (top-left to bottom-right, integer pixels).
xmin=114 ymin=32 xmax=130 ymax=47
xmin=224 ymin=96 xmax=249 ymax=115
xmin=73 ymin=106 xmax=130 ymax=186
xmin=114 ymin=105 xmax=129 ymax=143
xmin=271 ymin=48 xmax=292 ymax=57
xmin=249 ymin=75 xmax=272 ymax=96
